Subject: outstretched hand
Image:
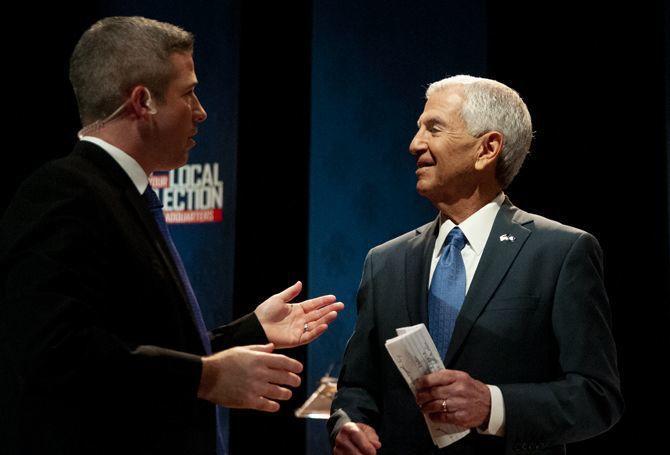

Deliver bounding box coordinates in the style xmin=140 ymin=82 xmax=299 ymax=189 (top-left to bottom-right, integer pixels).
xmin=254 ymin=281 xmax=344 ymax=348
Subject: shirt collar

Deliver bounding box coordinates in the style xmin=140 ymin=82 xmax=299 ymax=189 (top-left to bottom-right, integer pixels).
xmin=435 ymin=192 xmax=505 ymax=257
xmin=80 ymin=136 xmax=149 ymax=194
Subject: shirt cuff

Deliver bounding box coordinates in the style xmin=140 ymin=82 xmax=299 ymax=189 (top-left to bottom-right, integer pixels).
xmin=477 ymin=385 xmax=505 ymax=437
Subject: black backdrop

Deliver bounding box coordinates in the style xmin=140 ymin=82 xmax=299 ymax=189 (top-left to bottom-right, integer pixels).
xmin=2 ymin=1 xmax=669 ymax=453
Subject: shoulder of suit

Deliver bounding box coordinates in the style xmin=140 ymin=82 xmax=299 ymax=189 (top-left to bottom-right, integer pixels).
xmin=2 ymin=148 xmax=135 ymax=238
xmin=367 ymin=219 xmax=435 ymax=256
xmin=21 ymin=145 xmax=128 ymax=201
xmin=513 ymin=205 xmax=598 ymax=246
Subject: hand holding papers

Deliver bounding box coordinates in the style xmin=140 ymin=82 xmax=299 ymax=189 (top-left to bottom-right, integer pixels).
xmin=385 ymin=324 xmax=470 ymax=448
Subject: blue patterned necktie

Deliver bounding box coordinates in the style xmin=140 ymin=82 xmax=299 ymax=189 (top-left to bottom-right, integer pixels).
xmin=143 ymin=186 xmax=227 ymax=455
xmin=428 ymin=226 xmax=467 ymax=360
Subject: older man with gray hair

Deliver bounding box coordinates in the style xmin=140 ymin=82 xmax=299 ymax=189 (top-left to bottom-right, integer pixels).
xmin=329 ymin=75 xmax=622 ymax=454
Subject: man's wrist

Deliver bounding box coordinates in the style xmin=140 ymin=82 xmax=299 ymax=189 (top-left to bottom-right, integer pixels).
xmin=476 ymin=385 xmax=505 ymax=436
xmin=197 ymin=356 xmax=215 ymax=400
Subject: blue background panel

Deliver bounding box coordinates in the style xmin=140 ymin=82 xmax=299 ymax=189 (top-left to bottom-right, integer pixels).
xmin=307 ymin=1 xmax=487 ymax=452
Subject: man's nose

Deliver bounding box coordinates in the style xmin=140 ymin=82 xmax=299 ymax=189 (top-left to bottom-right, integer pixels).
xmin=193 ymin=95 xmax=207 ymax=123
xmin=409 ymin=131 xmax=427 ymax=156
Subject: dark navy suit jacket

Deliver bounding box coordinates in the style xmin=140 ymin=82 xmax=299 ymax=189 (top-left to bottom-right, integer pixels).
xmin=329 ymin=198 xmax=623 ymax=454
xmin=0 ymin=141 xmax=266 ymax=454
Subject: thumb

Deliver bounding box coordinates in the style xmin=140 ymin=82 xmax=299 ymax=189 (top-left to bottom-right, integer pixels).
xmin=276 ymin=281 xmax=302 ymax=302
xmin=247 ymin=343 xmax=275 ymax=353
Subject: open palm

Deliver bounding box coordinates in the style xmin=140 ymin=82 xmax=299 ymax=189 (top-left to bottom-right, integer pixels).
xmin=254 ymin=281 xmax=344 ymax=348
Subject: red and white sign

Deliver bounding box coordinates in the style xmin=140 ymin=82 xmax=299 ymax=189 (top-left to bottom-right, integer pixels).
xmin=150 ymin=163 xmax=224 ymax=224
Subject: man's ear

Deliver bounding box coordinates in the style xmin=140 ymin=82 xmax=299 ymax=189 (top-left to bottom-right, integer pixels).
xmin=128 ymin=86 xmax=156 ymax=118
xmin=475 ymin=131 xmax=503 ymax=171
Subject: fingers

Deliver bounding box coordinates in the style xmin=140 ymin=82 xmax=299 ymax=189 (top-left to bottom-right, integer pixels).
xmin=334 ymin=437 xmax=369 ymax=455
xmin=415 ymin=372 xmax=491 ymax=429
xmin=276 ymin=281 xmax=303 ymax=302
xmin=416 ymin=385 xmax=450 ymax=406
xmin=299 ymin=323 xmax=329 ymax=344
xmin=251 ymin=396 xmax=281 ymax=413
xmin=247 ymin=343 xmax=275 ymax=353
xmin=260 ymin=382 xmax=293 ymax=401
xmin=306 ymin=302 xmax=344 ymax=323
xmin=417 ymin=396 xmax=460 ymax=426
xmin=414 ymin=369 xmax=459 ymax=390
xmin=348 ymin=423 xmax=378 ymax=455
xmin=360 ymin=424 xmax=382 ymax=449
xmin=319 ymin=310 xmax=340 ymax=325
xmin=420 ymin=396 xmax=456 ymax=414
xmin=335 ymin=423 xmax=379 ymax=455
xmin=201 ymin=345 xmax=307 ymax=412
xmin=300 ymin=294 xmax=338 ymax=312
xmin=333 ymin=436 xmax=364 ymax=455
xmin=265 ymin=367 xmax=302 ymax=388
xmin=415 ymin=390 xmax=431 ymax=406
xmin=300 ymin=303 xmax=344 ymax=346
xmin=298 ymin=305 xmax=343 ymax=345
xmin=262 ymin=352 xmax=304 ymax=374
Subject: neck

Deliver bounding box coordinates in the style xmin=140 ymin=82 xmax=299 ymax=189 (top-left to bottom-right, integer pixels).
xmin=433 ymin=183 xmax=501 ymax=224
xmin=88 ymin=123 xmax=155 ymax=176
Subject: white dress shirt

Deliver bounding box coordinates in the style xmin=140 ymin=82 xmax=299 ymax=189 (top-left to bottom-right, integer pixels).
xmin=80 ymin=136 xmax=149 ymax=194
xmin=428 ymin=192 xmax=506 ymax=437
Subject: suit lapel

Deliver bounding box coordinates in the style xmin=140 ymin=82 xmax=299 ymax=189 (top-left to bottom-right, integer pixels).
xmin=405 ymin=217 xmax=439 ymax=326
xmin=443 ymin=198 xmax=533 ymax=367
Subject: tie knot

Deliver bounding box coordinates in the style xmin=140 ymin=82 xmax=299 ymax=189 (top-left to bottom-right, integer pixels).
xmin=142 ymin=186 xmax=163 ymax=210
xmin=445 ymin=227 xmax=467 ymax=251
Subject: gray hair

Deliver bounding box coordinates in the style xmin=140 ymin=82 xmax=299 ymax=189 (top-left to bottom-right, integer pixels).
xmin=69 ymin=16 xmax=194 ymax=125
xmin=426 ymin=75 xmax=533 ymax=189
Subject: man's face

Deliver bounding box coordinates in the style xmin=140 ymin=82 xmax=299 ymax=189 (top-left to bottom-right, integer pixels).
xmin=151 ymin=52 xmax=207 ymax=171
xmin=409 ymin=86 xmax=482 ymax=204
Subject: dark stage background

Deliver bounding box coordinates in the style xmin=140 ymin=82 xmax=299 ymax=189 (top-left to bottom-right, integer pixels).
xmin=2 ymin=1 xmax=668 ymax=454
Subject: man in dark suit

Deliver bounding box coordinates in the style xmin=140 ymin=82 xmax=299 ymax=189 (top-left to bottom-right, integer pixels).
xmin=0 ymin=16 xmax=342 ymax=455
xmin=329 ymin=76 xmax=623 ymax=454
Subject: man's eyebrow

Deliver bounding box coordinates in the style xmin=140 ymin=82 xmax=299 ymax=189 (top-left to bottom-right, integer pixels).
xmin=183 ymin=81 xmax=198 ymax=92
xmin=417 ymin=116 xmax=445 ymax=128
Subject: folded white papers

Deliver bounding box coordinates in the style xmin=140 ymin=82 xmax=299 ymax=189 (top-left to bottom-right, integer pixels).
xmin=385 ymin=323 xmax=470 ymax=448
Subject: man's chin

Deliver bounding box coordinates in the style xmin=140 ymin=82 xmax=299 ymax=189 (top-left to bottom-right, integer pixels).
xmin=177 ymin=149 xmax=191 ymax=167
xmin=416 ymin=182 xmax=445 ymax=206
xmin=416 ymin=180 xmax=432 ymax=197
xmin=156 ymin=154 xmax=190 ymax=172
